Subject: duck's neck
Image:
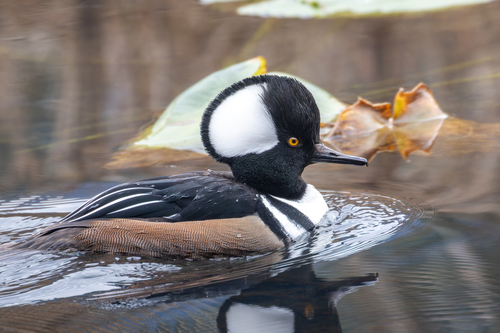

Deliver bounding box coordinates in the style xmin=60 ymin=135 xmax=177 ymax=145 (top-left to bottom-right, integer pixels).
xmin=230 ymin=161 xmax=307 ymax=200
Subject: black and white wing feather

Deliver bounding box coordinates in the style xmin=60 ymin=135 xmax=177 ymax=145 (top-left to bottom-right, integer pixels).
xmin=61 ymin=171 xmax=260 ymax=223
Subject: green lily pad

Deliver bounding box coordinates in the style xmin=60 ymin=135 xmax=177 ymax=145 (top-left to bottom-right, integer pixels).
xmin=236 ymin=0 xmax=492 ymax=18
xmin=200 ymin=0 xmax=245 ymax=3
xmin=134 ymin=57 xmax=266 ymax=153
xmin=134 ymin=58 xmax=345 ymax=154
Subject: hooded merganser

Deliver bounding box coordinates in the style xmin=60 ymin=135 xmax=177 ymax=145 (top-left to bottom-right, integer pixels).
xmin=18 ymin=75 xmax=367 ymax=259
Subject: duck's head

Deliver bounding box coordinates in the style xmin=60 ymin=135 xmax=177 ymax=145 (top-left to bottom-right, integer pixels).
xmin=201 ymin=75 xmax=367 ymax=199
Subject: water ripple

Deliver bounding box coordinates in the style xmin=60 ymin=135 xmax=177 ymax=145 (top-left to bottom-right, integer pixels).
xmin=0 ymin=190 xmax=430 ymax=306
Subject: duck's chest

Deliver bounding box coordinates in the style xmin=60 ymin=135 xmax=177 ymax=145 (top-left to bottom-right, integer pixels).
xmin=257 ymin=184 xmax=328 ymax=240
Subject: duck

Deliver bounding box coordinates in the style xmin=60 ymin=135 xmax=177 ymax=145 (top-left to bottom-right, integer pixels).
xmin=17 ymin=75 xmax=367 ymax=259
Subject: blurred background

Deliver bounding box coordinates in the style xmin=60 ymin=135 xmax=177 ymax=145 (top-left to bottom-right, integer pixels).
xmin=1 ymin=1 xmax=500 ymax=332
xmin=1 ymin=0 xmax=500 ymax=193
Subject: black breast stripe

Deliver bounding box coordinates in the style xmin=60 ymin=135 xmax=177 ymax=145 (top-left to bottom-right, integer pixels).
xmin=256 ymin=200 xmax=290 ymax=243
xmin=265 ymin=196 xmax=315 ymax=231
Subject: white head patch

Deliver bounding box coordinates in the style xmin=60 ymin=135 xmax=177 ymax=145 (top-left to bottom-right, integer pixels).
xmin=209 ymin=84 xmax=279 ymax=158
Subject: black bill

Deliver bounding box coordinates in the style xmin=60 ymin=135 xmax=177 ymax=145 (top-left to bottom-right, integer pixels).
xmin=310 ymin=144 xmax=368 ymax=166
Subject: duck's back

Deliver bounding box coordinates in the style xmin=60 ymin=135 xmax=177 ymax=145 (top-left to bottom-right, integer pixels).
xmin=61 ymin=171 xmax=261 ymax=223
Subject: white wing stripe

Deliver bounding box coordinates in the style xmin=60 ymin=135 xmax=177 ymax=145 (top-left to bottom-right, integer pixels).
xmin=106 ymin=200 xmax=165 ymax=215
xmin=74 ymin=193 xmax=152 ymax=220
xmin=64 ymin=187 xmax=153 ymax=220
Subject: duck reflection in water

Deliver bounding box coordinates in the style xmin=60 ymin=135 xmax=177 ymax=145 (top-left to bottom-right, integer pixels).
xmin=215 ymin=264 xmax=377 ymax=333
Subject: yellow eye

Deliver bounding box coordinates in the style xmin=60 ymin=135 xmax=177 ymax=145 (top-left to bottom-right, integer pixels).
xmin=288 ymin=137 xmax=299 ymax=147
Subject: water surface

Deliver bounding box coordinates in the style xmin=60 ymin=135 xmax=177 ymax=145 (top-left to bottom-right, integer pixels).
xmin=1 ymin=1 xmax=500 ymax=331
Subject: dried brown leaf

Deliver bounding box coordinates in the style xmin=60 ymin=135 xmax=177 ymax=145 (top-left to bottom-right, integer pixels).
xmin=323 ymin=83 xmax=448 ymax=161
xmin=328 ymin=98 xmax=391 ymax=137
xmin=392 ymin=118 xmax=445 ymax=159
xmin=393 ymin=83 xmax=447 ymax=123
xmin=327 ymin=126 xmax=395 ymax=162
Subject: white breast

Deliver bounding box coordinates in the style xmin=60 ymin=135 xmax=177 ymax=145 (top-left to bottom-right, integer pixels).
xmin=271 ymin=184 xmax=328 ymax=225
xmin=261 ymin=198 xmax=305 ymax=239
xmin=262 ymin=184 xmax=328 ymax=239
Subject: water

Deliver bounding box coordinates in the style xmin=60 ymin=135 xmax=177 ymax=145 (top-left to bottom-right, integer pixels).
xmin=0 ymin=191 xmax=418 ymax=305
xmin=0 ymin=189 xmax=425 ymax=331
xmin=1 ymin=1 xmax=500 ymax=332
